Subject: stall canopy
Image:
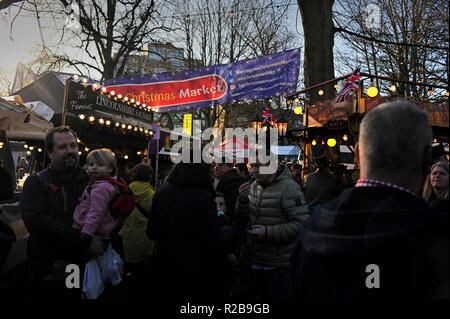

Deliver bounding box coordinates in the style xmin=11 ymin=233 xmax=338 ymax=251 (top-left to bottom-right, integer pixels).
xmin=270 ymin=145 xmax=301 ymax=157
xmin=209 ymin=138 xmax=259 ymax=160
xmin=0 ymin=98 xmax=53 ymax=140
xmin=11 ymin=71 xmax=74 ymax=126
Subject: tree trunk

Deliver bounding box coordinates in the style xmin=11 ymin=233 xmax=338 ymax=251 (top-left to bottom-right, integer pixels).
xmin=298 ymin=0 xmax=335 ymax=101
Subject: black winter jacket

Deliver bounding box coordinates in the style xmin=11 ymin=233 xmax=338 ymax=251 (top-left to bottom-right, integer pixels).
xmin=146 ymin=183 xmax=230 ymax=298
xmin=291 ymin=186 xmax=449 ymax=299
xmin=20 ymin=167 xmax=90 ymax=282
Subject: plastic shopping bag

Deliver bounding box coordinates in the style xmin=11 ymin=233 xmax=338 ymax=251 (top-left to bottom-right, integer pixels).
xmin=97 ymin=242 xmax=124 ymax=286
xmin=82 ymin=258 xmax=105 ymax=299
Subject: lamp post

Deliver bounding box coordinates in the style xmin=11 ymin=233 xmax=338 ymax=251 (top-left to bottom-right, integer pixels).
xmin=277 ymin=118 xmax=288 ymax=145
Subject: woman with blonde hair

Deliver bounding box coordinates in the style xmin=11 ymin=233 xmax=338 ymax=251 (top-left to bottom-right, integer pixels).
xmin=423 ymin=160 xmax=449 ymax=213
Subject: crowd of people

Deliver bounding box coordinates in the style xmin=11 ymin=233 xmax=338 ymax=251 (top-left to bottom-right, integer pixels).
xmin=0 ymin=101 xmax=448 ymax=300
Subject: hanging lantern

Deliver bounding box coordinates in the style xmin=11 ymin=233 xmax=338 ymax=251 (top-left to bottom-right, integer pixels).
xmin=294 ymin=106 xmax=302 ymax=115
xmin=367 ymin=84 xmax=378 ymax=97
xmin=286 ymin=100 xmax=291 ymax=105
xmin=390 ymin=84 xmax=397 ymax=92
xmin=428 ymin=88 xmax=433 ymax=95
xmin=327 ymin=138 xmax=337 ymax=147
xmin=85 ymin=147 xmax=89 ymax=152
xmin=318 ymin=89 xmax=324 ymax=96
xmin=311 ymin=139 xmax=317 ymax=146
xmin=334 ymin=84 xmax=339 ymax=89
xmin=24 ymin=144 xmax=28 ymax=149
xmin=294 ymin=97 xmax=300 ymax=103
xmin=343 ymin=134 xmax=348 ymax=141
xmin=446 ymin=92 xmax=449 ymax=97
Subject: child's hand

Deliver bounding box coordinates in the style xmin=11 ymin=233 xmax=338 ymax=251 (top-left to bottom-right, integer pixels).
xmin=80 ymin=232 xmax=92 ymax=240
xmin=228 ymin=253 xmax=238 ymax=266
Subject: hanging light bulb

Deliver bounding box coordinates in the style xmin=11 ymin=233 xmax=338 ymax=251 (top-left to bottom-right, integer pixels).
xmin=428 ymin=88 xmax=433 ymax=94
xmin=89 ymin=116 xmax=95 ymax=122
xmin=29 ymin=146 xmax=34 ymax=150
xmin=367 ymin=82 xmax=379 ymax=97
xmin=445 ymin=91 xmax=449 ymax=97
xmin=124 ymin=96 xmax=128 ymax=101
xmin=286 ymin=100 xmax=291 ymax=105
xmin=79 ymin=114 xmax=85 ymax=120
xmin=334 ymin=84 xmax=339 ymax=89
xmin=311 ymin=139 xmax=317 ymax=146
xmin=294 ymin=106 xmax=302 ymax=115
xmin=73 ymin=75 xmax=79 ymax=81
xmin=115 ymin=122 xmax=120 ymax=127
xmin=134 ymin=127 xmax=138 ymax=132
xmin=24 ymin=144 xmax=28 ymax=149
xmin=78 ymin=151 xmax=82 ymax=155
xmin=294 ymin=98 xmax=300 ymax=103
xmin=318 ymin=89 xmax=324 ymax=96
xmin=99 ymin=119 xmax=105 ymax=124
xmin=85 ymin=147 xmax=89 ymax=152
xmin=38 ymin=148 xmax=42 ymax=152
xmin=327 ymin=138 xmax=337 ymax=147
xmin=124 ymin=155 xmax=129 ymax=160
xmin=26 ymin=151 xmax=31 ymax=155
xmin=144 ymin=129 xmax=149 ymax=134
xmin=137 ymin=151 xmax=142 ymax=155
xmin=101 ymin=87 xmax=107 ymax=93
xmin=106 ymin=120 xmax=111 ymax=126
xmin=390 ymin=84 xmax=397 ymax=92
xmin=81 ymin=78 xmax=88 ymax=84
xmin=110 ymin=91 xmax=115 ymax=95
xmin=127 ymin=125 xmax=132 ymax=130
xmin=343 ymin=134 xmax=348 ymax=142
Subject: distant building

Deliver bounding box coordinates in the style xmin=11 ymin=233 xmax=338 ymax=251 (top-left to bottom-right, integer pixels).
xmin=114 ymin=42 xmax=186 ymax=77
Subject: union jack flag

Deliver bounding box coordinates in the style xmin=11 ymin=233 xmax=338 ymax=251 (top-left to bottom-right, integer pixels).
xmin=262 ymin=106 xmax=277 ymax=128
xmin=335 ymin=67 xmax=360 ymax=103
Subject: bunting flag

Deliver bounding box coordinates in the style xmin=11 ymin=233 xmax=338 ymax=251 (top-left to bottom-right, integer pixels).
xmin=262 ymin=106 xmax=277 ymax=128
xmin=335 ymin=67 xmax=360 ymax=103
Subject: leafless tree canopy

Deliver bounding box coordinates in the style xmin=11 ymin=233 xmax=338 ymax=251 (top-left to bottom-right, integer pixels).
xmin=334 ymin=0 xmax=449 ymax=100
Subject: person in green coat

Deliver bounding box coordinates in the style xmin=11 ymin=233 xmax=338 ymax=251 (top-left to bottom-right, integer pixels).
xmin=122 ymin=164 xmax=155 ymax=270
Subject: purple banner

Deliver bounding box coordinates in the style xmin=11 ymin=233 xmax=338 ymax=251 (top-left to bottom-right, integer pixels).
xmin=104 ymin=49 xmax=300 ymax=112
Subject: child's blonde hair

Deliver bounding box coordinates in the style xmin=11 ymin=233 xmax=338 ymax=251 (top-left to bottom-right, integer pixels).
xmin=86 ymin=149 xmax=117 ymax=177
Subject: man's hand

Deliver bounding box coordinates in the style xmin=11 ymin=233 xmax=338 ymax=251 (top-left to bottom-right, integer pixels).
xmin=247 ymin=225 xmax=266 ymax=237
xmin=88 ymin=235 xmax=106 ymax=257
xmin=238 ymin=181 xmax=252 ymax=197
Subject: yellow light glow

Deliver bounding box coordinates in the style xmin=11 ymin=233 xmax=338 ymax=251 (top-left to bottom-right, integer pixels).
xmin=134 ymin=127 xmax=138 ymax=132
xmin=85 ymin=147 xmax=89 ymax=152
xmin=124 ymin=155 xmax=129 ymax=159
xmin=110 ymin=91 xmax=115 ymax=95
xmin=29 ymin=146 xmax=34 ymax=150
xmin=334 ymin=84 xmax=338 ymax=89
xmin=24 ymin=144 xmax=28 ymax=148
xmin=327 ymin=138 xmax=337 ymax=147
xmin=26 ymin=151 xmax=31 ymax=155
xmin=367 ymin=86 xmax=379 ymax=97
xmin=390 ymin=84 xmax=397 ymax=92
xmin=117 ymin=94 xmax=122 ymax=99
xmin=89 ymin=116 xmax=95 ymax=122
xmin=137 ymin=151 xmax=142 ymax=155
xmin=78 ymin=151 xmax=82 ymax=155
xmin=101 ymin=87 xmax=107 ymax=92
xmin=99 ymin=119 xmax=104 ymax=124
xmin=318 ymin=89 xmax=324 ymax=96
xmin=121 ymin=124 xmax=126 ymax=129
xmin=106 ymin=120 xmax=111 ymax=126
xmin=38 ymin=148 xmax=42 ymax=152
xmin=343 ymin=134 xmax=348 ymax=141
xmin=127 ymin=125 xmax=132 ymax=130
xmin=294 ymin=98 xmax=300 ymax=103
xmin=312 ymin=139 xmax=317 ymax=146
xmin=79 ymin=114 xmax=85 ymax=120
xmin=294 ymin=106 xmax=302 ymax=115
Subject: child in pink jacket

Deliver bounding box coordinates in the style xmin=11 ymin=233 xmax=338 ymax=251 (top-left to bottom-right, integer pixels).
xmin=73 ymin=149 xmax=118 ymax=238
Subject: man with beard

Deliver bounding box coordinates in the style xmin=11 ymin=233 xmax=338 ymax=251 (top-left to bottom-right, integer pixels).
xmin=18 ymin=126 xmax=104 ymax=299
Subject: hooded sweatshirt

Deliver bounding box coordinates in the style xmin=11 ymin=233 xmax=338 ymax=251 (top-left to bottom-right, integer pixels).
xmin=291 ymin=186 xmax=449 ymax=299
xmin=122 ymin=181 xmax=155 ymax=263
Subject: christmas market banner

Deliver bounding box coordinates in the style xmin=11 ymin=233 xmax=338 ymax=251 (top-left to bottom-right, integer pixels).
xmin=103 ymin=48 xmax=301 ymax=112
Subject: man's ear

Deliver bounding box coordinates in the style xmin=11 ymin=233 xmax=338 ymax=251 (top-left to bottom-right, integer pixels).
xmin=354 ymin=142 xmax=361 ymax=168
xmin=422 ymin=144 xmax=432 ymax=175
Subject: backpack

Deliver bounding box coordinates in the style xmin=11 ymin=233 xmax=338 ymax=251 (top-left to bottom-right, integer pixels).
xmin=89 ymin=177 xmax=136 ymax=219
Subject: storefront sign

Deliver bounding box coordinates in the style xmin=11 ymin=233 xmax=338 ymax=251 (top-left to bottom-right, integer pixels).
xmin=65 ymin=81 xmax=153 ymax=126
xmin=183 ymin=114 xmax=192 ymax=136
xmin=326 ymin=119 xmax=347 ymax=130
